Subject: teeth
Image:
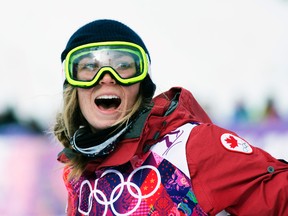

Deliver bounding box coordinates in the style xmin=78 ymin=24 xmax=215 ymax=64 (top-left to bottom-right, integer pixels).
xmin=97 ymin=95 xmax=120 ymax=99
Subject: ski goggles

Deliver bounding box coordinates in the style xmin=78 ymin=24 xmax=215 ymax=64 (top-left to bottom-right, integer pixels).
xmin=63 ymin=41 xmax=149 ymax=88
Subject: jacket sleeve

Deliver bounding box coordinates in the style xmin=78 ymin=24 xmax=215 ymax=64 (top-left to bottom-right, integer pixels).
xmin=186 ymin=123 xmax=288 ymax=216
xmin=62 ymin=166 xmax=79 ymax=216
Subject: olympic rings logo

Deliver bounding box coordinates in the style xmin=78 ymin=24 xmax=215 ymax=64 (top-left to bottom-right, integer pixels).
xmin=78 ymin=165 xmax=161 ymax=215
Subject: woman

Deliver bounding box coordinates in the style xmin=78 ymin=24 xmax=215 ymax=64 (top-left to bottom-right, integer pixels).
xmin=55 ymin=19 xmax=288 ymax=215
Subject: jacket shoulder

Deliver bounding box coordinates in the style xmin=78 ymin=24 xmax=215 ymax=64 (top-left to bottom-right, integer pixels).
xmin=186 ymin=123 xmax=288 ymax=215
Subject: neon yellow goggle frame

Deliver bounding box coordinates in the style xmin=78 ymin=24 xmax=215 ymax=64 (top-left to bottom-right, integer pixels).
xmin=63 ymin=41 xmax=149 ymax=88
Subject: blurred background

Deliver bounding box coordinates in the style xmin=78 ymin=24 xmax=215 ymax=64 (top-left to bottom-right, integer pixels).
xmin=0 ymin=0 xmax=288 ymax=215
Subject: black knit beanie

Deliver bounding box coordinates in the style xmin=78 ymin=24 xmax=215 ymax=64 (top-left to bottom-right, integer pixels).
xmin=61 ymin=19 xmax=156 ymax=99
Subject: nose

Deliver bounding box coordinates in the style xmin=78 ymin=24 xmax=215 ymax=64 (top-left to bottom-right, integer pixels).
xmin=99 ymin=72 xmax=116 ymax=85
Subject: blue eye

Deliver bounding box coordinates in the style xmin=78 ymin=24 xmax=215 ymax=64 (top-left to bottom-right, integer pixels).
xmin=117 ymin=62 xmax=133 ymax=70
xmin=78 ymin=63 xmax=99 ymax=71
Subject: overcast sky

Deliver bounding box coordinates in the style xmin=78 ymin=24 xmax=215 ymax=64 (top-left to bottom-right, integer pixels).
xmin=1 ymin=0 xmax=288 ymax=127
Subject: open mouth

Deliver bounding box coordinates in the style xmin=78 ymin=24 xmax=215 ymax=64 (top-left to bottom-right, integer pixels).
xmin=95 ymin=95 xmax=121 ymax=110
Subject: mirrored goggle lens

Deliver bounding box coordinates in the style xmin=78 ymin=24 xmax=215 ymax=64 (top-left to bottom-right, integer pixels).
xmin=65 ymin=42 xmax=148 ymax=87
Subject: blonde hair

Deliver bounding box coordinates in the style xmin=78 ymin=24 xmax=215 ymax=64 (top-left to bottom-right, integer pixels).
xmin=54 ymin=85 xmax=148 ymax=178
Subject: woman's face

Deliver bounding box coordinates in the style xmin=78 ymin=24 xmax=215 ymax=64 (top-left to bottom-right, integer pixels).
xmin=77 ymin=73 xmax=140 ymax=131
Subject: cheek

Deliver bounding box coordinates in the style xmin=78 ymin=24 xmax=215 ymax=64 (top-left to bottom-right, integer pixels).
xmin=77 ymin=88 xmax=93 ymax=110
xmin=126 ymin=84 xmax=140 ymax=105
xmin=77 ymin=89 xmax=85 ymax=106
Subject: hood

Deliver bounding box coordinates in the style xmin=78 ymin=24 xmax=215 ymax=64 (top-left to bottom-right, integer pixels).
xmin=142 ymin=87 xmax=212 ymax=144
xmin=57 ymin=87 xmax=212 ymax=171
xmin=152 ymin=86 xmax=211 ymax=124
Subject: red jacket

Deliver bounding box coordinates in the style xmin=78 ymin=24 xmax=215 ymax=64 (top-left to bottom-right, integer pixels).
xmin=58 ymin=87 xmax=288 ymax=215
